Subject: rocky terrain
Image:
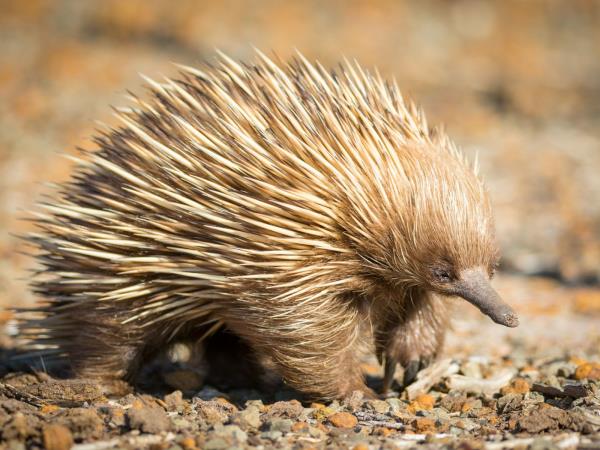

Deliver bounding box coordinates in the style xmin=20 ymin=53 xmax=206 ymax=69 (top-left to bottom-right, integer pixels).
xmin=1 ymin=1 xmax=599 ymax=449
xmin=1 ymin=276 xmax=599 ymax=449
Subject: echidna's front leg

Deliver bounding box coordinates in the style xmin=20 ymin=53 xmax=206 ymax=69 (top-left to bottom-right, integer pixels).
xmin=377 ymin=292 xmax=449 ymax=393
xmin=221 ymin=292 xmax=371 ymax=400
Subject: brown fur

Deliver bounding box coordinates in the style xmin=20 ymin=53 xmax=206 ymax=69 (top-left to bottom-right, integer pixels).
xmin=18 ymin=51 xmax=503 ymax=400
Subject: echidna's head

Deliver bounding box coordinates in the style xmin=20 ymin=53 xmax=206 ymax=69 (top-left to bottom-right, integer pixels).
xmin=349 ymin=143 xmax=518 ymax=328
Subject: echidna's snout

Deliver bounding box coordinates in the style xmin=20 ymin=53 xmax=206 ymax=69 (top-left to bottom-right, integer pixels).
xmin=453 ymin=268 xmax=519 ymax=328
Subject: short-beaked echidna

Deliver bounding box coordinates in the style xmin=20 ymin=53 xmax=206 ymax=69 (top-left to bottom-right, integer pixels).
xmin=19 ymin=51 xmax=518 ymax=400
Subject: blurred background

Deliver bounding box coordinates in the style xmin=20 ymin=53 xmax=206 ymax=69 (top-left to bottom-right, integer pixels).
xmin=1 ymin=0 xmax=599 ymax=323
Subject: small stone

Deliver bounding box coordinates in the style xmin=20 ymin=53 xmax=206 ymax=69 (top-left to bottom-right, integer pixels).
xmin=569 ymin=356 xmax=587 ymax=366
xmin=353 ymin=444 xmax=369 ymax=450
xmin=6 ymin=440 xmax=26 ymax=450
xmin=291 ymin=421 xmax=309 ymax=432
xmin=342 ymin=390 xmax=365 ymax=411
xmin=308 ymin=425 xmax=326 ymax=439
xmin=557 ymin=363 xmax=577 ymax=378
xmin=56 ymin=408 xmax=104 ymax=440
xmin=213 ymin=424 xmax=247 ymax=443
xmin=453 ymin=418 xmax=479 ymax=432
xmin=413 ymin=417 xmax=436 ymax=433
xmin=461 ymin=361 xmax=483 ymax=378
xmin=179 ymin=437 xmax=197 ymax=450
xmin=461 ymin=398 xmax=483 ymax=414
xmin=268 ymin=418 xmax=293 ymax=434
xmin=171 ymin=417 xmax=192 ymax=432
xmin=234 ymin=405 xmax=261 ymax=429
xmin=373 ymin=426 xmax=393 ymax=437
xmin=245 ymin=399 xmax=265 ymax=410
xmin=127 ymin=406 xmax=171 ymax=433
xmin=573 ymin=289 xmax=600 ymax=314
xmin=574 ymin=362 xmax=600 ymax=381
xmin=496 ymin=393 xmax=522 ymax=414
xmin=500 ymin=378 xmax=530 ymax=395
xmin=366 ymin=399 xmax=390 ymax=414
xmin=203 ymin=438 xmax=229 ymax=450
xmin=517 ymin=404 xmax=570 ymax=433
xmin=2 ymin=413 xmax=30 ymax=441
xmin=42 ymin=424 xmax=73 ymax=450
xmin=40 ymin=405 xmax=60 ymax=414
xmin=311 ymin=404 xmax=336 ymax=421
xmin=440 ymin=393 xmax=467 ymax=413
xmin=164 ymin=390 xmax=185 ymax=412
xmin=267 ymin=399 xmax=304 ymax=419
xmin=328 ymin=412 xmax=358 ymax=428
xmin=408 ymin=393 xmax=435 ymax=413
xmin=108 ymin=407 xmax=126 ymax=427
xmin=529 ymin=438 xmax=560 ymax=450
xmin=195 ymin=399 xmax=237 ymax=426
xmin=386 ymin=398 xmax=405 ymax=414
xmin=261 ymin=430 xmax=283 ymax=441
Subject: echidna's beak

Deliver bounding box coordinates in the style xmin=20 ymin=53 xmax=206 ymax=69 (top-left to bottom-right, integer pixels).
xmin=455 ymin=268 xmax=519 ymax=327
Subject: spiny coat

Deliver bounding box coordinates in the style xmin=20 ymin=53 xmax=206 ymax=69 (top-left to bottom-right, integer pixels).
xmin=20 ymin=51 xmax=517 ymax=400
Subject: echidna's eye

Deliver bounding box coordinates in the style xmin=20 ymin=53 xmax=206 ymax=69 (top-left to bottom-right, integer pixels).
xmin=432 ymin=267 xmax=454 ymax=283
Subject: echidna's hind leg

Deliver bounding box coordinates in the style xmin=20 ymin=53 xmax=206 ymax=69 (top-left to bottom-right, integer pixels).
xmin=58 ymin=308 xmax=150 ymax=391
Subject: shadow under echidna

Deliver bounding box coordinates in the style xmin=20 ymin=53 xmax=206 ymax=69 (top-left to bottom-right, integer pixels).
xmin=16 ymin=50 xmax=518 ymax=401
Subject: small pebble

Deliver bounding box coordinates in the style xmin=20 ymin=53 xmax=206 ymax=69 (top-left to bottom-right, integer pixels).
xmin=179 ymin=437 xmax=197 ymax=450
xmin=352 ymin=444 xmax=369 ymax=450
xmin=261 ymin=430 xmax=283 ymax=441
xmin=203 ymin=438 xmax=229 ymax=450
xmin=267 ymin=418 xmax=293 ymax=434
xmin=342 ymin=390 xmax=365 ymax=411
xmin=291 ymin=421 xmax=309 ymax=432
xmin=328 ymin=412 xmax=358 ymax=428
xmin=574 ymin=362 xmax=600 ymax=381
xmin=386 ymin=398 xmax=405 ymax=414
xmin=308 ymin=425 xmax=327 ymax=439
xmin=500 ymin=378 xmax=530 ymax=395
xmin=267 ymin=399 xmax=304 ymax=419
xmin=461 ymin=360 xmax=483 ymax=378
xmin=413 ymin=417 xmax=436 ymax=433
xmin=42 ymin=424 xmax=73 ymax=450
xmin=408 ymin=393 xmax=435 ymax=413
xmin=164 ymin=390 xmax=185 ymax=412
xmin=366 ymin=399 xmax=390 ymax=414
xmin=234 ymin=405 xmax=261 ymax=429
xmin=127 ymin=406 xmax=171 ymax=433
xmin=213 ymin=424 xmax=247 ymax=443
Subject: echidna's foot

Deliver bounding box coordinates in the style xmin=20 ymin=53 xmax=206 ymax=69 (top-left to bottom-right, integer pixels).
xmin=401 ymin=357 xmax=433 ymax=387
xmin=382 ymin=354 xmax=434 ymax=393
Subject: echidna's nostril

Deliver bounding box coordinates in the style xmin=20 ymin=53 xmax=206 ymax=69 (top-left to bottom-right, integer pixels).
xmin=503 ymin=313 xmax=519 ymax=328
xmin=455 ymin=267 xmax=519 ymax=328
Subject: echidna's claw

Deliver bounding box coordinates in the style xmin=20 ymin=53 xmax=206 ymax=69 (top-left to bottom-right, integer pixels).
xmin=382 ymin=355 xmax=398 ymax=393
xmin=402 ymin=360 xmax=420 ymax=387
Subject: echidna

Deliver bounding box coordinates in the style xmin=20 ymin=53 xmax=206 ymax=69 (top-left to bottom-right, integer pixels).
xmin=20 ymin=51 xmax=518 ymax=400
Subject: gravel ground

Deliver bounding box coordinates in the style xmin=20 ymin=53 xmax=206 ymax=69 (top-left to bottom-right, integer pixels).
xmin=1 ymin=276 xmax=599 ymax=449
